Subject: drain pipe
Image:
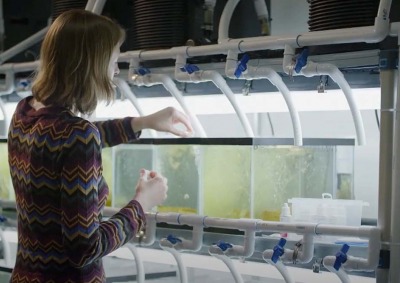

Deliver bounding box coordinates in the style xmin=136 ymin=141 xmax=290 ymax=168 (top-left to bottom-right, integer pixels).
xmin=91 ymin=0 xmax=107 ymax=14
xmin=205 ymin=218 xmax=257 ymax=283
xmin=124 ymin=213 xmax=158 ymax=283
xmin=226 ymin=51 xmax=302 ymax=145
xmin=174 ymin=50 xmax=254 ymax=137
xmin=154 ymin=213 xmax=205 ymax=283
xmin=283 ymin=45 xmax=366 ymax=145
xmin=85 ymin=0 xmax=96 ymax=11
xmin=113 ymin=77 xmax=157 ymax=138
xmin=128 ymin=58 xmax=207 ymax=137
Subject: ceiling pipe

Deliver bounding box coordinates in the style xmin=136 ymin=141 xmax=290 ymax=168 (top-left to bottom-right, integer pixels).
xmin=119 ymin=0 xmax=394 ymax=63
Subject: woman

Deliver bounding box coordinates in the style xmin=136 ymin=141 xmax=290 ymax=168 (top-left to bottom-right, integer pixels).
xmin=7 ymin=9 xmax=193 ymax=283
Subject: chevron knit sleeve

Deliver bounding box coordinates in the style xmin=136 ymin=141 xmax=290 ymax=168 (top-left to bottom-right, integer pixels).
xmin=60 ymin=121 xmax=146 ymax=268
xmin=93 ymin=117 xmax=140 ymax=148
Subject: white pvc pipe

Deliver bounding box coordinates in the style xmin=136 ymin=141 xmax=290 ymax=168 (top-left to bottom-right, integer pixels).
xmin=210 ymin=253 xmax=244 ymax=283
xmin=283 ymin=45 xmax=366 ymax=145
xmin=85 ymin=0 xmax=97 ymax=11
xmin=113 ymin=77 xmax=157 ymax=138
xmin=390 ymin=41 xmax=400 ymax=283
xmin=264 ymin=259 xmax=295 ymax=283
xmin=160 ymin=245 xmax=188 ymax=283
xmin=0 ymin=27 xmax=49 ymax=64
xmin=91 ymin=0 xmax=107 ymax=14
xmin=323 ymin=262 xmax=351 ymax=283
xmin=225 ymin=52 xmax=302 ymax=145
xmin=218 ymin=0 xmax=240 ymax=43
xmin=200 ymin=71 xmax=254 ymax=137
xmin=131 ymin=74 xmax=207 ymax=137
xmin=125 ymin=243 xmax=145 ymax=283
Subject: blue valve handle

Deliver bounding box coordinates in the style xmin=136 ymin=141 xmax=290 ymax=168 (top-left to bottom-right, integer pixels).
xmin=334 ymin=244 xmax=350 ymax=271
xmin=136 ymin=67 xmax=151 ymax=76
xmin=214 ymin=240 xmax=233 ymax=252
xmin=271 ymin=238 xmax=287 ymax=263
xmin=234 ymin=53 xmax=250 ymax=78
xmin=294 ymin=48 xmax=309 ymax=74
xmin=180 ymin=64 xmax=200 ymax=74
xmin=0 ymin=215 xmax=6 ymax=223
xmin=166 ymin=234 xmax=182 ymax=245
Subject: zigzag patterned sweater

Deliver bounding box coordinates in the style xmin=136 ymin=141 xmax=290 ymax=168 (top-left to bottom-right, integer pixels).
xmin=8 ymin=96 xmax=145 ymax=283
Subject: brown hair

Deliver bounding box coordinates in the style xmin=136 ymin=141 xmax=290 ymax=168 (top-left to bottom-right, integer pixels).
xmin=32 ymin=9 xmax=125 ymax=114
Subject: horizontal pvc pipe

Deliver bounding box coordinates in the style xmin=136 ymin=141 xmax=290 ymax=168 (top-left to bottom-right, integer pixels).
xmin=118 ymin=20 xmax=396 ymax=63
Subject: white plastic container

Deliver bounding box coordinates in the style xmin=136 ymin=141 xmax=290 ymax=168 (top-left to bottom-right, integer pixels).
xmin=288 ymin=193 xmax=368 ymax=227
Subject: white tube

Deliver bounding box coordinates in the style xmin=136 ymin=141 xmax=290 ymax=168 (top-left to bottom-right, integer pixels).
xmin=112 ymin=77 xmax=157 ymax=138
xmin=0 ymin=61 xmax=39 ymax=73
xmin=91 ymin=0 xmax=107 ymax=14
xmin=283 ymin=45 xmax=366 ymax=145
xmin=210 ymin=253 xmax=244 ymax=283
xmin=390 ymin=40 xmax=400 ymax=283
xmin=264 ymin=259 xmax=295 ymax=283
xmin=125 ymin=243 xmax=145 ymax=283
xmin=253 ymin=0 xmax=269 ymax=20
xmin=0 ymin=27 xmax=49 ymax=64
xmin=305 ymin=62 xmax=366 ymax=145
xmin=132 ymin=74 xmax=207 ymax=137
xmin=218 ymin=0 xmax=240 ymax=43
xmin=85 ymin=0 xmax=97 ymax=11
xmin=323 ymin=260 xmax=351 ymax=283
xmin=160 ymin=245 xmax=188 ymax=283
xmin=200 ymin=71 xmax=254 ymax=137
xmin=225 ymin=53 xmax=302 ymax=145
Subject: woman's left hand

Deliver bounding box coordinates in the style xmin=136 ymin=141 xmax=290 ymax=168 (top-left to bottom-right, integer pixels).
xmin=131 ymin=107 xmax=194 ymax=137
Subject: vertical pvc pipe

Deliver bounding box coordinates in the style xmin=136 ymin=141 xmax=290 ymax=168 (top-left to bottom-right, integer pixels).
xmin=125 ymin=244 xmax=145 ymax=283
xmin=218 ymin=0 xmax=240 ymax=43
xmin=390 ymin=45 xmax=400 ymax=283
xmin=91 ymin=0 xmax=107 ymax=14
xmin=212 ymin=254 xmax=244 ymax=283
xmin=376 ymin=58 xmax=396 ymax=283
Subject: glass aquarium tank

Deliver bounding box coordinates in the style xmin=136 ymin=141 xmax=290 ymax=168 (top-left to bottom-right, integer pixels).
xmin=110 ymin=138 xmax=354 ymax=220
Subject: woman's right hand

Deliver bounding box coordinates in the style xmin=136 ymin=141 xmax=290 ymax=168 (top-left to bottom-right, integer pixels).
xmin=133 ymin=169 xmax=168 ymax=212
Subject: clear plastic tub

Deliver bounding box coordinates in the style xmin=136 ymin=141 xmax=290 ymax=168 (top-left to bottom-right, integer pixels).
xmin=288 ymin=193 xmax=368 ymax=227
